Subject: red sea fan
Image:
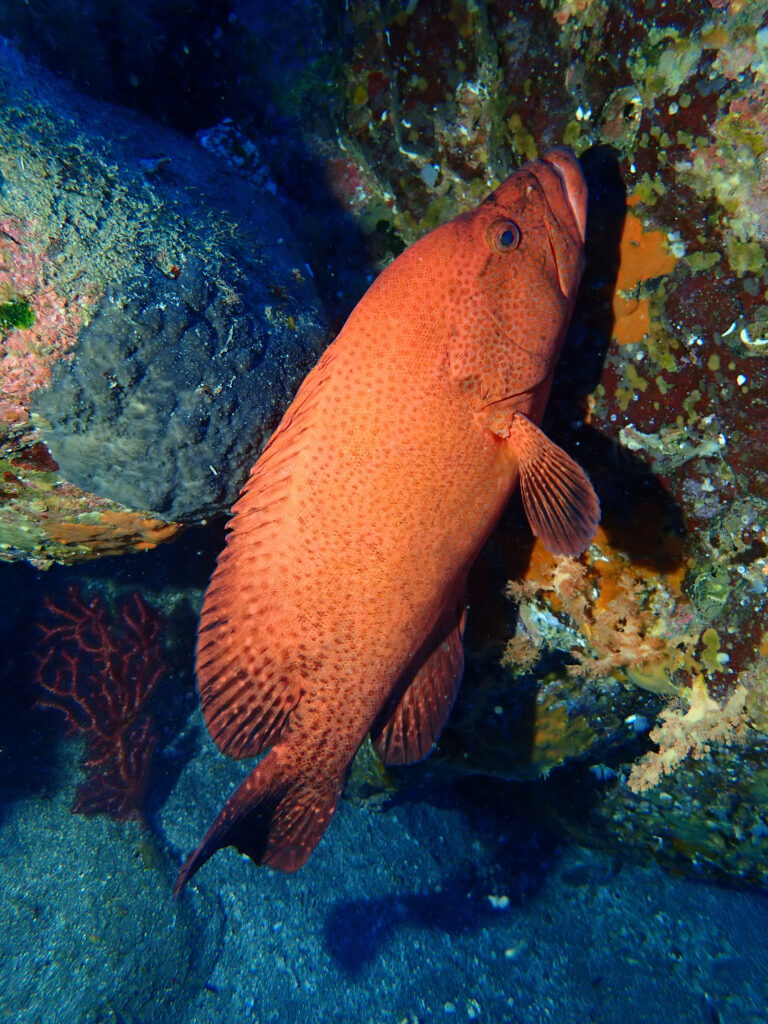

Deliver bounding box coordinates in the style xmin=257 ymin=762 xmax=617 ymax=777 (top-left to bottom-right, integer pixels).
xmin=35 ymin=585 xmax=165 ymax=822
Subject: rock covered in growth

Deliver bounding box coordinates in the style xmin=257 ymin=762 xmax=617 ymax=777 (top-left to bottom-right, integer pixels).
xmin=0 ymin=39 xmax=327 ymax=536
xmin=35 ymin=253 xmax=324 ymax=520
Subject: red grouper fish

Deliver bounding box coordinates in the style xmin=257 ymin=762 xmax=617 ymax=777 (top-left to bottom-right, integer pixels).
xmin=174 ymin=146 xmax=599 ymax=896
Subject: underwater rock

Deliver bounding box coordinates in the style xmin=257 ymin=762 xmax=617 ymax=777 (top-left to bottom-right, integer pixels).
xmin=0 ymin=40 xmax=327 ymax=562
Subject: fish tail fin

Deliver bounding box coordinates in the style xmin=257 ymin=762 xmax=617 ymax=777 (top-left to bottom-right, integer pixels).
xmin=173 ymin=747 xmax=342 ymax=897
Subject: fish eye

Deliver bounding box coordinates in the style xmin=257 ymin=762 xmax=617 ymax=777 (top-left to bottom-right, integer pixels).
xmin=488 ymin=219 xmax=521 ymax=254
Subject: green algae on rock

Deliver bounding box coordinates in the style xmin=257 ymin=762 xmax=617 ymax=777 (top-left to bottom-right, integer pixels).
xmin=0 ymin=298 xmax=35 ymax=331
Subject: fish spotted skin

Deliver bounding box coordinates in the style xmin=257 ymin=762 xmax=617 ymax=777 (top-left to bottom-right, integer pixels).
xmin=174 ymin=147 xmax=598 ymax=896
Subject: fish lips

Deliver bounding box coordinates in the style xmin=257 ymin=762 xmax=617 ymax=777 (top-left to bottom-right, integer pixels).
xmin=540 ymin=146 xmax=588 ymax=245
xmin=528 ymin=148 xmax=588 ymax=299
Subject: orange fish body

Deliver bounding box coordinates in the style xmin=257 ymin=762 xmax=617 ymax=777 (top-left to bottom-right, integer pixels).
xmin=174 ymin=147 xmax=598 ymax=895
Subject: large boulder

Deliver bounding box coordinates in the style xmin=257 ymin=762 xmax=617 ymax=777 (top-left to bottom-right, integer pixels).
xmin=0 ymin=39 xmax=327 ymax=564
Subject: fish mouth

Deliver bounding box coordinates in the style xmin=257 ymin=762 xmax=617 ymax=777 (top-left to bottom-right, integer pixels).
xmin=541 ymin=147 xmax=588 ymax=244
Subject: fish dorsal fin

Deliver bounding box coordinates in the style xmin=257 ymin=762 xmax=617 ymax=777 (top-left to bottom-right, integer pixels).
xmin=506 ymin=412 xmax=600 ymax=556
xmin=195 ymin=349 xmax=337 ymax=760
xmin=371 ymin=606 xmax=466 ymax=765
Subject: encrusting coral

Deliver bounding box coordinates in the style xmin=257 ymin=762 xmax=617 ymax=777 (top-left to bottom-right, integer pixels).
xmin=503 ymin=533 xmax=695 ymax=693
xmin=502 ymin=529 xmax=762 ymax=792
xmin=627 ymin=676 xmax=750 ymax=792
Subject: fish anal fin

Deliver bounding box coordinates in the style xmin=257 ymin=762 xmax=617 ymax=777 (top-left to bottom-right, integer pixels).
xmin=371 ymin=608 xmax=466 ymax=766
xmin=506 ymin=412 xmax=600 ymax=557
xmin=173 ymin=747 xmax=343 ymax=896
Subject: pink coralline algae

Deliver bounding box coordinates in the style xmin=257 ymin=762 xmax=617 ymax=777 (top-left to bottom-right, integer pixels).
xmin=0 ymin=217 xmax=93 ymax=425
xmin=36 ymin=585 xmax=165 ymax=822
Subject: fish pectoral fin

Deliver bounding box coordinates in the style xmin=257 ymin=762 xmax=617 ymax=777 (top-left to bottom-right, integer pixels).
xmin=173 ymin=746 xmax=343 ymax=896
xmin=507 ymin=412 xmax=600 ymax=557
xmin=371 ymin=605 xmax=466 ymax=765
